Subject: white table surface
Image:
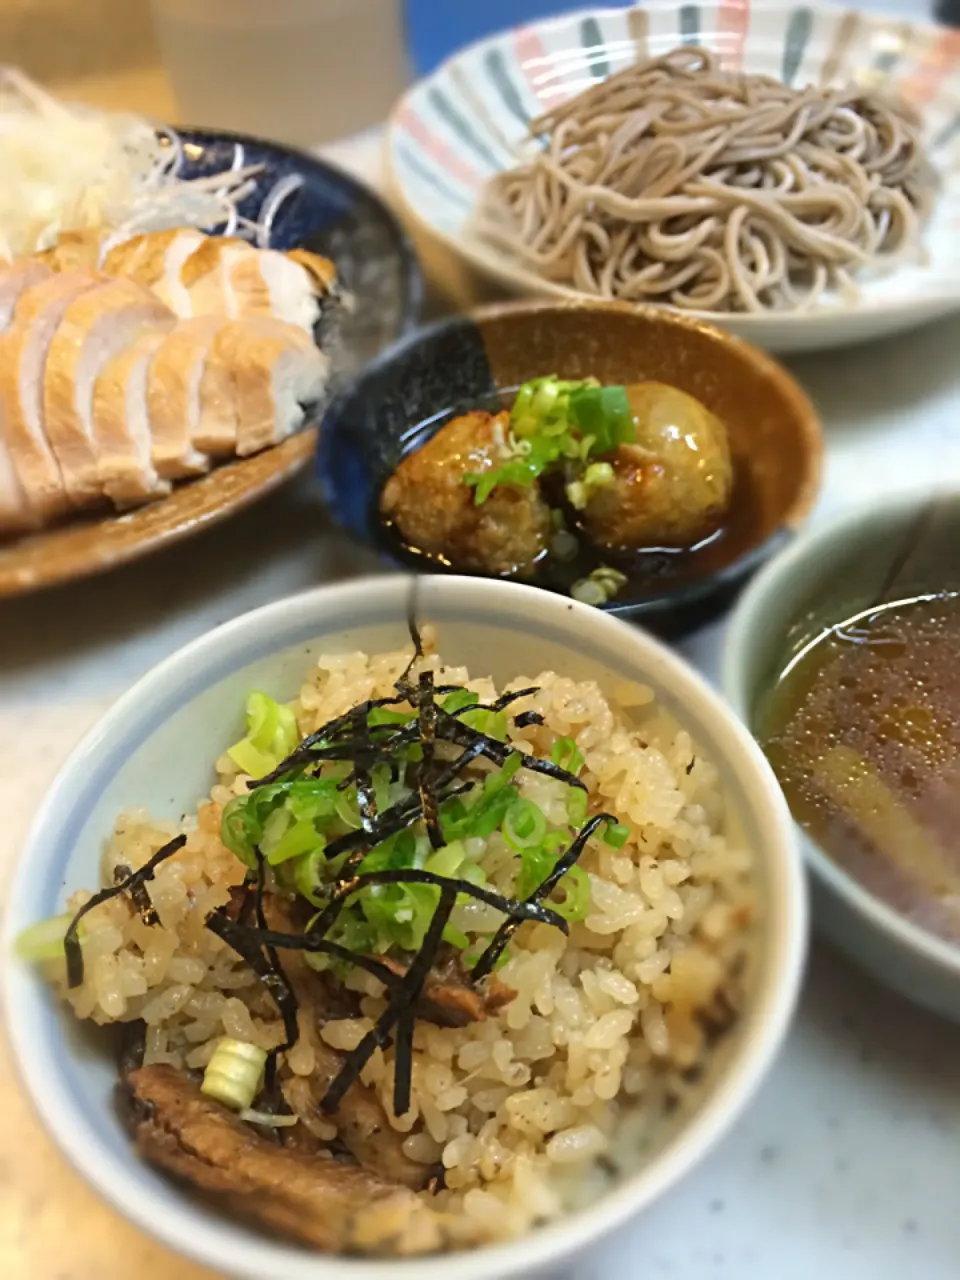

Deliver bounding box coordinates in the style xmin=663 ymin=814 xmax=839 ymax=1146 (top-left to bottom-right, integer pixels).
xmin=6 ymin=23 xmax=960 ymax=1277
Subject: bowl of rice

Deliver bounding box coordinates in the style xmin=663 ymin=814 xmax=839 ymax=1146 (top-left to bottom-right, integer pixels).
xmin=3 ymin=574 xmax=805 ymax=1279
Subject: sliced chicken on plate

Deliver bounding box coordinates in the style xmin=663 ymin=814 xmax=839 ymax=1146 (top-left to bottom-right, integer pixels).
xmin=35 ymin=229 xmax=101 ymax=275
xmin=182 ymin=236 xmax=255 ymax=319
xmin=93 ymin=328 xmax=173 ymax=507
xmin=0 ymin=258 xmax=54 ymax=333
xmin=0 ymin=272 xmax=107 ymax=522
xmin=33 ymin=229 xmax=337 ymax=333
xmin=145 ymin=316 xmax=221 ymax=479
xmin=102 ymin=228 xmax=206 ymax=315
xmin=194 ymin=318 xmax=241 ymax=456
xmin=228 ymin=246 xmax=325 ymax=332
xmin=212 ymin=317 xmax=329 ymax=456
xmin=44 ymin=278 xmax=175 ymax=506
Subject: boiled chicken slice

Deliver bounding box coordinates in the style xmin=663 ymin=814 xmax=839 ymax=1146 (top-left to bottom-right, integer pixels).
xmin=146 ymin=316 xmax=221 ymax=478
xmin=103 ymin=228 xmax=206 ymax=317
xmin=0 ymin=272 xmax=105 ymax=522
xmin=34 ymin=229 xmax=101 ymax=275
xmin=0 ymin=258 xmax=53 ymax=333
xmin=209 ymin=318 xmax=329 ymax=456
xmin=228 ymin=247 xmax=323 ymax=332
xmin=193 ymin=317 xmax=240 ymax=456
xmin=180 ymin=236 xmax=250 ymax=319
xmin=93 ymin=327 xmax=174 ymax=507
xmin=44 ymin=278 xmax=176 ymax=507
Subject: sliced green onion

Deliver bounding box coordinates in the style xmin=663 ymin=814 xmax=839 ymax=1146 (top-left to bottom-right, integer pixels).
xmin=569 ymin=383 xmax=635 ymax=454
xmin=201 ymin=1038 xmax=267 ymax=1111
xmin=294 ymin=847 xmax=328 ymax=906
xmin=583 ymin=461 xmax=615 ymax=490
xmin=424 ymin=840 xmax=466 ymax=878
xmin=461 ymin=707 xmax=507 ymax=740
xmin=551 ymin=736 xmax=584 ymax=776
xmin=246 ymin=692 xmax=279 ymax=752
xmin=442 ymin=924 xmax=470 ymax=950
xmin=367 ymin=707 xmax=413 ymax=728
xmin=227 ymin=692 xmax=300 ymax=777
xmin=503 ymin=798 xmax=548 ymax=851
xmin=266 ymin=819 xmax=324 ymax=866
xmin=603 ymin=821 xmax=631 ymax=849
xmin=226 ymin=737 xmax=279 ymax=779
xmin=567 ymin=788 xmax=588 ymax=826
xmin=15 ymin=912 xmax=75 ymax=963
xmin=486 ymin=751 xmax=523 ymax=793
xmin=221 ymin=796 xmax=257 ymax=865
xmin=552 ymin=864 xmax=591 ymax=922
xmin=442 ymin=689 xmax=480 ymax=714
xmin=334 ymin=790 xmax=362 ymax=830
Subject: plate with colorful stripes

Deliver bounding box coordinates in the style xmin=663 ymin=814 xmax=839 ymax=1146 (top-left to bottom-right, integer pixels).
xmin=385 ymin=3 xmax=960 ymax=353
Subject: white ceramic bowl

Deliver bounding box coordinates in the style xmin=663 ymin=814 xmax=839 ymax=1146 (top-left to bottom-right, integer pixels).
xmin=3 ymin=576 xmax=806 ymax=1279
xmin=386 ymin=3 xmax=960 ymax=354
xmin=723 ymin=492 xmax=960 ymax=1021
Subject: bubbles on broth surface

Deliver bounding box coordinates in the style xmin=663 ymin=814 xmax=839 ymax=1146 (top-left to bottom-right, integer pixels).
xmin=757 ymin=592 xmax=960 ymax=942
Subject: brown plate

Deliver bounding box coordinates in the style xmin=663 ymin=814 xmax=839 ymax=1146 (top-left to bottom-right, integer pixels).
xmin=0 ymin=430 xmax=317 ymax=599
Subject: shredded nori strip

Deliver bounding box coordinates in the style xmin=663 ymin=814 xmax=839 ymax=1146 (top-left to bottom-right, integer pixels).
xmin=207 ymin=910 xmax=406 ymax=989
xmin=471 ymin=813 xmax=616 ymax=980
xmin=113 ymin=862 xmax=159 ymax=928
xmin=513 ymin=711 xmax=544 ymax=728
xmin=321 ymin=884 xmax=458 ymax=1115
xmin=252 ymin=851 xmax=298 ymax=1080
xmin=64 ymin=834 xmax=186 ymax=988
xmin=308 ymin=867 xmax=568 ymax=939
xmin=203 ymin=612 xmax=628 ymax=1118
xmin=417 ymin=669 xmax=444 ymax=849
xmin=436 ymin=707 xmax=586 ymax=790
xmin=392 ymin=1008 xmax=416 ymax=1117
xmin=321 ymin=778 xmax=476 ymax=862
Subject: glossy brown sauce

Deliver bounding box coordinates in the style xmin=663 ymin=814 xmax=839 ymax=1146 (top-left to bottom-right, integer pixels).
xmin=757 ymin=593 xmax=960 ymax=942
xmin=378 ymin=391 xmax=766 ymax=605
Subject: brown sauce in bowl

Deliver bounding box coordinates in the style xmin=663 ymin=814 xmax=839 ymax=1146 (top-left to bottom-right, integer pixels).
xmin=757 ymin=593 xmax=960 ymax=942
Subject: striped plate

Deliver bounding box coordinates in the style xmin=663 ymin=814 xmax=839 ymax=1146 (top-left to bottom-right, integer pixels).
xmin=385 ymin=3 xmax=960 ymax=353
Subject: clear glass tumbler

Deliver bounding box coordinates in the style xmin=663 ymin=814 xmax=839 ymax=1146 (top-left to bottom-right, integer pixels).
xmin=149 ymin=0 xmax=410 ymax=147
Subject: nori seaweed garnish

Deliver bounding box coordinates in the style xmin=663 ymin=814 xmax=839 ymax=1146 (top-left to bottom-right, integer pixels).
xmin=202 ymin=612 xmax=622 ymax=1117
xmin=113 ymin=862 xmax=159 ymax=928
xmin=319 ymin=884 xmax=458 ymax=1116
xmin=64 ymin=834 xmax=187 ymax=988
xmin=252 ymin=850 xmax=297 ymax=1084
xmin=513 ymin=711 xmax=545 ymax=728
xmin=470 ymin=812 xmax=616 ymax=980
xmin=417 ymin=669 xmax=443 ymax=849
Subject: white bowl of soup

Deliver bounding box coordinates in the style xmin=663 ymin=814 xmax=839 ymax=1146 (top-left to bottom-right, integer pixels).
xmin=724 ymin=490 xmax=960 ymax=1020
xmin=4 ymin=575 xmax=804 ymax=1278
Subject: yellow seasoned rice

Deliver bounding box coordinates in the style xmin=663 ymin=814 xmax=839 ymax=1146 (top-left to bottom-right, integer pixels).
xmin=52 ymin=634 xmax=756 ymax=1244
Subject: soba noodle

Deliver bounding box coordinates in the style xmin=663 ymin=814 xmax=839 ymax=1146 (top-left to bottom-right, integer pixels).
xmin=474 ymin=47 xmax=937 ymax=313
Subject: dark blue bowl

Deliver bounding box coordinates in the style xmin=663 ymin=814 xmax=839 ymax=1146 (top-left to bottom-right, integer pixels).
xmin=177 ymin=127 xmax=423 ymax=372
xmin=317 ymin=300 xmax=822 ymax=637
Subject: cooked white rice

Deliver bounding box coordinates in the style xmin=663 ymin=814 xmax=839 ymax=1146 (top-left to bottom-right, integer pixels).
xmin=52 ymin=633 xmax=755 ymax=1244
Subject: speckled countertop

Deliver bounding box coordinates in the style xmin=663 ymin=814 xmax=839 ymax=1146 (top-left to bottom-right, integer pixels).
xmin=5 ymin=4 xmax=960 ymax=1276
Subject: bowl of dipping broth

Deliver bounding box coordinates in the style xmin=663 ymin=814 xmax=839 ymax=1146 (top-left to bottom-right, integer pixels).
xmin=724 ymin=489 xmax=960 ymax=1020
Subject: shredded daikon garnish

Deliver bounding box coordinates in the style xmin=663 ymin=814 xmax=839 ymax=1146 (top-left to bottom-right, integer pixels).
xmin=0 ymin=67 xmax=263 ymax=260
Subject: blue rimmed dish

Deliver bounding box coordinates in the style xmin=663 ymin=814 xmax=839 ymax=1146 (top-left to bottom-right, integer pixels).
xmin=316 ymin=297 xmax=823 ymax=636
xmin=0 ymin=127 xmax=423 ymax=599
